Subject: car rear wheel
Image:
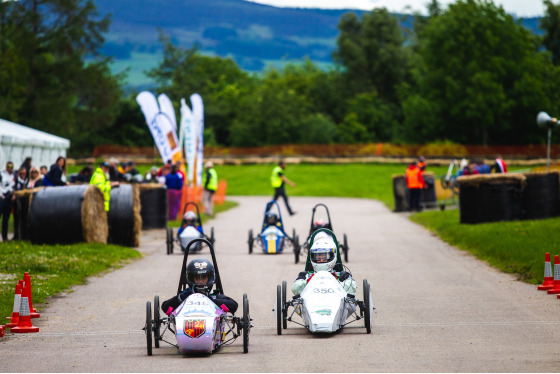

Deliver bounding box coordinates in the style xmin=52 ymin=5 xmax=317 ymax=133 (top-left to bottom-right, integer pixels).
xmin=281 ymin=281 xmax=288 ymax=329
xmin=276 ymin=285 xmax=282 ymax=335
xmin=363 ymin=280 xmax=371 ymax=334
xmin=248 ymin=229 xmax=253 ymax=254
xmin=243 ymin=293 xmax=250 ymax=353
xmin=145 ymin=301 xmax=153 ymax=356
xmin=153 ymin=296 xmax=160 ymax=348
xmin=343 ymin=234 xmax=349 ymax=263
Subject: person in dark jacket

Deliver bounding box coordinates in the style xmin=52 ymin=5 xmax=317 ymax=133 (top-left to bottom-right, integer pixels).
xmin=43 ymin=156 xmax=68 ymax=186
xmin=161 ymin=259 xmax=238 ymax=315
xmin=19 ymin=157 xmax=32 ymax=178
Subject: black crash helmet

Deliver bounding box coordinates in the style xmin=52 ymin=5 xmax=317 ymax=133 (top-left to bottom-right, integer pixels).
xmin=186 ymin=259 xmax=215 ymax=294
xmin=265 ymin=212 xmax=278 ymax=225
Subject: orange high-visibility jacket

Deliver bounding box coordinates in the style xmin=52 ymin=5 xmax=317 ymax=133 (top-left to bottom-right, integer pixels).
xmin=405 ymin=166 xmax=425 ymax=189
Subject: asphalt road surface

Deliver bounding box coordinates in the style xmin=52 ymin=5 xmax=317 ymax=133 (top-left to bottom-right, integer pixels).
xmin=1 ymin=196 xmax=559 ymax=372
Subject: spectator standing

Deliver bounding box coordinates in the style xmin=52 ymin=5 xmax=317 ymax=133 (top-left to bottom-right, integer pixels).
xmin=270 ymin=161 xmax=296 ymax=216
xmin=144 ymin=167 xmax=160 ymax=183
xmin=202 ymin=161 xmax=218 ymax=216
xmin=108 ymin=158 xmax=124 ymax=182
xmin=417 ymin=156 xmax=427 ymax=171
xmin=90 ymin=162 xmax=119 ymax=212
xmin=492 ymin=155 xmax=508 ymax=173
xmin=43 ymin=156 xmax=68 ymax=186
xmin=70 ymin=166 xmax=94 ymax=183
xmin=165 ymin=164 xmax=184 ymax=220
xmin=28 ymin=167 xmax=43 ymax=188
xmin=0 ymin=162 xmax=15 ymax=241
xmin=12 ymin=167 xmax=28 ymax=240
xmin=20 ymin=157 xmax=32 ymax=177
xmin=405 ymin=161 xmax=425 ymax=212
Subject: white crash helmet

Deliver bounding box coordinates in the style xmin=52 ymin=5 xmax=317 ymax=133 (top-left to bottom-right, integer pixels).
xmin=183 ymin=211 xmax=197 ymax=225
xmin=310 ymin=236 xmax=337 ymax=272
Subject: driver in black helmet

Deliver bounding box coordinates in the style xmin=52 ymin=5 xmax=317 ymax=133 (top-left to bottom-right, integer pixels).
xmin=263 ymin=211 xmax=280 ymax=230
xmin=161 ymin=258 xmax=238 ymax=314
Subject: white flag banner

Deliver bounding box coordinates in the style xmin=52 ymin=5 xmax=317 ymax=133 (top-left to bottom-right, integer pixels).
xmin=157 ymin=93 xmax=177 ymax=133
xmin=136 ymin=91 xmax=182 ymax=163
xmin=190 ymin=93 xmax=204 ymax=186
xmin=180 ymin=98 xmax=197 ymax=185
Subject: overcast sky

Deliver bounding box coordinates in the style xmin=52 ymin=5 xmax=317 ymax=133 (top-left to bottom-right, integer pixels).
xmin=246 ymin=0 xmax=546 ymax=17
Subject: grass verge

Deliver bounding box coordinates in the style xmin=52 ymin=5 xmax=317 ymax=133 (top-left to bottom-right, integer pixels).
xmin=0 ymin=242 xmax=141 ymax=322
xmin=410 ymin=209 xmax=560 ymax=285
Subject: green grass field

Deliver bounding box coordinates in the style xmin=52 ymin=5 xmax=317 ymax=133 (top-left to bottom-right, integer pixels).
xmin=0 ymin=242 xmax=141 ymax=324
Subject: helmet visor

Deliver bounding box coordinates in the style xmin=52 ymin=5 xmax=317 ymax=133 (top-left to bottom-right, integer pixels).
xmin=310 ymin=247 xmax=335 ymax=264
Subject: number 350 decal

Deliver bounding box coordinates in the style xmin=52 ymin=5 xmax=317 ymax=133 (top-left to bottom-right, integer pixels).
xmin=313 ymin=288 xmax=334 ymax=294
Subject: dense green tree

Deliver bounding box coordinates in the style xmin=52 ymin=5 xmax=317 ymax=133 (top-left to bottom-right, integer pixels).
xmin=334 ymin=8 xmax=408 ymax=105
xmin=0 ymin=0 xmax=122 ymax=153
xmin=541 ymin=0 xmax=560 ymax=65
xmin=401 ymin=0 xmax=560 ymax=145
xmin=146 ymin=33 xmax=254 ymax=146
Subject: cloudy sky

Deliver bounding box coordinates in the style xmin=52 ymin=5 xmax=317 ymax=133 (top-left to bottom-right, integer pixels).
xmin=246 ymin=0 xmax=546 ymax=17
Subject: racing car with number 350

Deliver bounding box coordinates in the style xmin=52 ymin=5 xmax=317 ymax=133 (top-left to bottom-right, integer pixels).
xmin=275 ymin=229 xmax=373 ymax=335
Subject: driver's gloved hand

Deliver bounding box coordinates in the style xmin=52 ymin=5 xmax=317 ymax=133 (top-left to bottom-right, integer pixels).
xmin=178 ymin=288 xmax=194 ymax=302
xmin=292 ymin=279 xmax=306 ymax=295
xmin=341 ymin=278 xmax=357 ymax=295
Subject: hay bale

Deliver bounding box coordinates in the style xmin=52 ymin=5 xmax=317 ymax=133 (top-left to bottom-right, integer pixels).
xmin=522 ymin=171 xmax=560 ymax=220
xmin=457 ymin=174 xmax=525 ymax=224
xmin=82 ymin=185 xmax=109 ymax=243
xmin=109 ymin=184 xmax=141 ymax=247
xmin=29 ymin=185 xmax=107 ymax=244
xmin=13 ymin=189 xmax=42 ymax=240
xmin=139 ymin=184 xmax=167 ymax=229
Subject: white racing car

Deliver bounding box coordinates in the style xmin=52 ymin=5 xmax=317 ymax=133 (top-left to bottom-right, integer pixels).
xmin=274 ymin=229 xmax=373 ymax=334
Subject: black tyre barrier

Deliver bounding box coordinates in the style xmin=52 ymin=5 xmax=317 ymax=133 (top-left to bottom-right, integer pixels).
xmin=109 ymin=184 xmax=142 ymax=247
xmin=457 ymin=174 xmax=526 ymax=224
xmin=392 ymin=175 xmax=408 ymax=212
xmin=29 ymin=185 xmax=107 ymax=244
xmin=522 ymin=172 xmax=560 ymax=220
xmin=139 ymin=185 xmax=167 ymax=229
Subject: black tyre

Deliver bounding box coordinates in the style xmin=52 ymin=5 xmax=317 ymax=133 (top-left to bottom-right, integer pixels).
xmin=294 ymin=236 xmax=300 ymax=264
xmin=145 ymin=301 xmax=153 ymax=356
xmin=343 ymin=233 xmax=349 ymax=263
xmin=210 ymin=227 xmax=215 ymax=246
xmin=281 ymin=281 xmax=287 ymax=329
xmin=248 ymin=229 xmax=253 ymax=254
xmin=243 ymin=293 xmax=250 ymax=353
xmin=166 ymin=228 xmax=174 ymax=255
xmin=276 ymin=285 xmax=282 ymax=335
xmin=292 ymin=228 xmax=296 ymax=245
xmin=166 ymin=228 xmax=171 ymax=255
xmin=363 ymin=279 xmax=371 ymax=334
xmin=153 ymin=296 xmax=161 ymax=348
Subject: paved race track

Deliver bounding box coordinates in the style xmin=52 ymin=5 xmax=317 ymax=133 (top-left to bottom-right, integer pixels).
xmin=1 ymin=196 xmax=559 ymax=372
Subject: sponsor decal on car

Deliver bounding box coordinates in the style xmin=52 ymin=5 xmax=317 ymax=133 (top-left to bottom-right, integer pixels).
xmin=184 ymin=319 xmax=206 ymax=338
xmin=314 ymin=309 xmax=332 ymax=316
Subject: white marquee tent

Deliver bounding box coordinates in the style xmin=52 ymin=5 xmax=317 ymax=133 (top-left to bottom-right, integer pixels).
xmin=0 ymin=118 xmax=70 ymax=169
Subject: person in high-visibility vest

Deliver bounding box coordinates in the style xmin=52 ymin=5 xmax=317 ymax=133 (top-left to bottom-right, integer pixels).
xmin=202 ymin=161 xmax=218 ymax=216
xmin=405 ymin=161 xmax=425 ymax=212
xmin=90 ymin=162 xmax=120 ymax=212
xmin=270 ymin=161 xmax=296 ymax=216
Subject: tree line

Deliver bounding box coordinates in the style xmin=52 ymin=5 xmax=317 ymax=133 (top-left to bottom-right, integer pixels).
xmin=1 ymin=0 xmax=560 ymax=154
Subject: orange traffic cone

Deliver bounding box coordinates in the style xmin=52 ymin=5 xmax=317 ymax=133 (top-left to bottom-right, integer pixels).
xmin=6 ymin=283 xmax=22 ymax=328
xmin=22 ymin=272 xmax=40 ymax=318
xmin=10 ymin=296 xmax=39 ymax=333
xmin=538 ymin=253 xmax=554 ymax=290
xmin=547 ymin=255 xmax=560 ymax=294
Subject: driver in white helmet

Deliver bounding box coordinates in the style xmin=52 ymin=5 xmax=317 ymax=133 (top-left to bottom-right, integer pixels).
xmin=178 ymin=211 xmax=201 ymax=235
xmin=292 ymin=232 xmax=357 ymax=296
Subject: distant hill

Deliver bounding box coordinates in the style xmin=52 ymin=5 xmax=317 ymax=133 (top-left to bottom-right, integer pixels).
xmin=93 ymin=0 xmax=542 ymax=87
